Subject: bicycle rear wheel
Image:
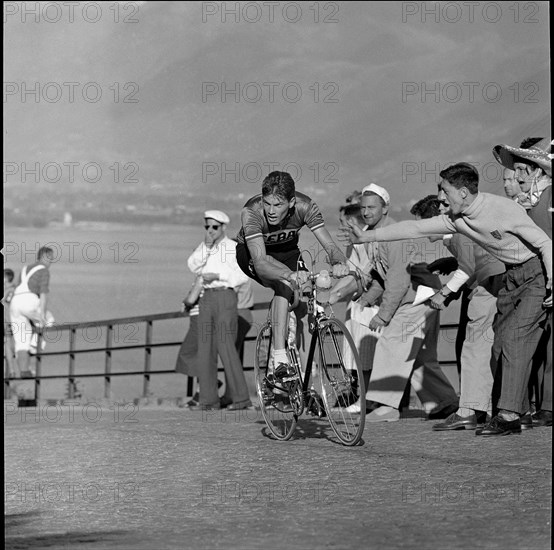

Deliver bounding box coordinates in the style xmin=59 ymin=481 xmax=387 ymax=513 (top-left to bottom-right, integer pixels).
xmin=254 ymin=322 xmax=298 ymax=441
xmin=314 ymin=318 xmax=366 ymax=446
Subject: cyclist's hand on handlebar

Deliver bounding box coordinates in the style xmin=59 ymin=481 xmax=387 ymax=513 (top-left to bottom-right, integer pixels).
xmin=331 ymin=263 xmax=350 ymax=278
xmin=288 ymin=270 xmax=309 ymax=286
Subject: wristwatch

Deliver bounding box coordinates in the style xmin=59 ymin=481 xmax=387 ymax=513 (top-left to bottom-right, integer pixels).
xmin=439 ymin=286 xmax=451 ymax=297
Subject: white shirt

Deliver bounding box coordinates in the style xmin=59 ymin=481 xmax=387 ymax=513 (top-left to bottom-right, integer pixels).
xmin=187 ymin=236 xmax=249 ymax=290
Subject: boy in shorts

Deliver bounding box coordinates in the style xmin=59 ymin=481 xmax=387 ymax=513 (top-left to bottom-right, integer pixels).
xmin=236 ymin=171 xmax=349 ymax=387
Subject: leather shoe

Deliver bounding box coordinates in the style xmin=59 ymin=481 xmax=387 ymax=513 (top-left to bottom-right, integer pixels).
xmin=432 ymin=412 xmax=477 ymax=431
xmin=226 ymin=400 xmax=253 ymax=411
xmin=188 ymin=403 xmax=221 ymax=411
xmin=344 ymin=400 xmax=372 ymax=414
xmin=532 ymin=410 xmax=553 ymax=427
xmin=475 ymin=415 xmax=521 ymax=436
xmin=520 ymin=413 xmax=534 ymax=430
xmin=427 ymin=402 xmax=458 ymax=420
xmin=366 ymin=406 xmax=400 ymax=423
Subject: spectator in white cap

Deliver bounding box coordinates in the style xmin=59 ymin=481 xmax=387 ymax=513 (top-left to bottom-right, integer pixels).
xmin=185 ymin=209 xmax=252 ymax=410
xmin=343 ymin=184 xmax=458 ymax=420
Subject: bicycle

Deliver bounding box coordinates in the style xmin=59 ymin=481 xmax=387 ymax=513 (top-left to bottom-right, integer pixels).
xmin=253 ymin=265 xmax=366 ymax=446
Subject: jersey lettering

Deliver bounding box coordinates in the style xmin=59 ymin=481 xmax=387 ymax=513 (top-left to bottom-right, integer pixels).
xmin=266 ymin=230 xmax=298 ymax=244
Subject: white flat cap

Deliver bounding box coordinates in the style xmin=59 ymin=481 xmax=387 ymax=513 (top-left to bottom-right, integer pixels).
xmin=362 ymin=183 xmax=390 ymax=206
xmin=204 ymin=210 xmax=230 ymax=224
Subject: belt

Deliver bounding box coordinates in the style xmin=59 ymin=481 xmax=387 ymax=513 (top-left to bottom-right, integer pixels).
xmin=505 ymin=256 xmax=538 ymax=270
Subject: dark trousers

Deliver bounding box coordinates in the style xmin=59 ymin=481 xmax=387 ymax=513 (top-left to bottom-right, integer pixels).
xmin=492 ymin=257 xmax=548 ymax=414
xmin=196 ymin=289 xmax=250 ymax=406
xmin=528 ymin=312 xmax=552 ymax=412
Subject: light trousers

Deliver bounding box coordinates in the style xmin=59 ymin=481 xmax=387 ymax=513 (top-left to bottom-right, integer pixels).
xmin=367 ymin=302 xmax=458 ymax=413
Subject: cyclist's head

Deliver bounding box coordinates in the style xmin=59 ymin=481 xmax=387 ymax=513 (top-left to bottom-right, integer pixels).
xmin=261 ymin=171 xmax=296 ymax=225
xmin=262 ymin=171 xmax=296 ymax=201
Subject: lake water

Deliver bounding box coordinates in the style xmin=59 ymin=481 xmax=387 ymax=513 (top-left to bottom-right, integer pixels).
xmin=4 ymin=223 xmax=460 ymax=401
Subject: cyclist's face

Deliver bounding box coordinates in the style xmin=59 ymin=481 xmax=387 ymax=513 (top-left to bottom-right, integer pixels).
xmin=263 ymin=193 xmax=294 ymax=225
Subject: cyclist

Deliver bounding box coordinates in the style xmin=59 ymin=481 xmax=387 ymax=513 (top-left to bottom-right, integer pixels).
xmin=236 ymin=171 xmax=349 ymax=390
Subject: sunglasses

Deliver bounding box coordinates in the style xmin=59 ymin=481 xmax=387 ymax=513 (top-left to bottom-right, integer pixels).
xmin=204 ymin=224 xmax=221 ymax=230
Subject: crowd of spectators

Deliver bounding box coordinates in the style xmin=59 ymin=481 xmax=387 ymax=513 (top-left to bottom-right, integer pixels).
xmin=336 ymin=137 xmax=551 ymax=435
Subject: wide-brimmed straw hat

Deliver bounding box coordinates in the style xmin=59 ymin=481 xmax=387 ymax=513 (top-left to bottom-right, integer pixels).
xmin=493 ymin=138 xmax=553 ymax=177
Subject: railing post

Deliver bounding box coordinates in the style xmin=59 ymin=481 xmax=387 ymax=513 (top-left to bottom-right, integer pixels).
xmin=105 ymin=324 xmax=112 ymax=399
xmin=5 ymin=357 xmax=11 ymax=399
xmin=143 ymin=320 xmax=152 ymax=397
xmin=68 ymin=328 xmax=76 ymax=399
xmin=35 ymin=330 xmax=42 ymax=401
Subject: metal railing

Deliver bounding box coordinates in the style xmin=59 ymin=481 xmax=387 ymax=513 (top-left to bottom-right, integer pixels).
xmin=3 ymin=303 xmax=459 ymax=401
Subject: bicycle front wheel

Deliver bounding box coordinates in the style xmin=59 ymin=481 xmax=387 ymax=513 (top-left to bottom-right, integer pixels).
xmin=254 ymin=322 xmax=298 ymax=441
xmin=315 ymin=318 xmax=366 ymax=446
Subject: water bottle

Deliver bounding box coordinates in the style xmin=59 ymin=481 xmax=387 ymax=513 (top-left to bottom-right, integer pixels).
xmin=315 ymin=270 xmax=332 ymax=304
xmin=287 ymin=312 xmax=297 ymax=347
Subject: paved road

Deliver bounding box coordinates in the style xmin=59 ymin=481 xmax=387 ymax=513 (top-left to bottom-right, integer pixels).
xmin=4 ymin=403 xmax=552 ymax=550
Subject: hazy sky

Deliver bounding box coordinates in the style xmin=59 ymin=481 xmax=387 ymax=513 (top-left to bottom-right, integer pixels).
xmin=4 ymin=1 xmax=550 ymax=213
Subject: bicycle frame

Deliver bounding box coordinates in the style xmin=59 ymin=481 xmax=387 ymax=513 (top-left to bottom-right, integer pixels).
xmin=255 ymin=266 xmax=365 ymax=444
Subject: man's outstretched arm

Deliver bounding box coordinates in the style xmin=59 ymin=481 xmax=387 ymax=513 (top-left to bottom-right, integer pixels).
xmin=340 ymin=216 xmax=456 ymax=244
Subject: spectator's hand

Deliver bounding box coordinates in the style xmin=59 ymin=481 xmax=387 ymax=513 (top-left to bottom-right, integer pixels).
xmin=544 ymin=278 xmax=552 ymax=308
xmin=368 ymin=315 xmax=386 ymax=332
xmin=429 ymin=291 xmax=447 ymax=310
xmin=338 ymin=222 xmax=364 ymax=245
xmin=427 ymin=257 xmax=458 ymax=275
xmin=337 ymin=226 xmax=353 ymax=245
xmin=202 ymin=272 xmax=219 ymax=283
xmin=331 ymin=263 xmax=349 ymax=278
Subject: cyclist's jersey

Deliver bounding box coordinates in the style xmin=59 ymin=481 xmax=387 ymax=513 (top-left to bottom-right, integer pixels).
xmin=236 ymin=191 xmax=325 ymax=254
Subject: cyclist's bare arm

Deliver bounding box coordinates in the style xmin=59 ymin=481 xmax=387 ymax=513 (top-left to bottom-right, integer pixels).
xmin=312 ymin=226 xmax=349 ymax=275
xmin=245 ymin=235 xmax=296 ymax=283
